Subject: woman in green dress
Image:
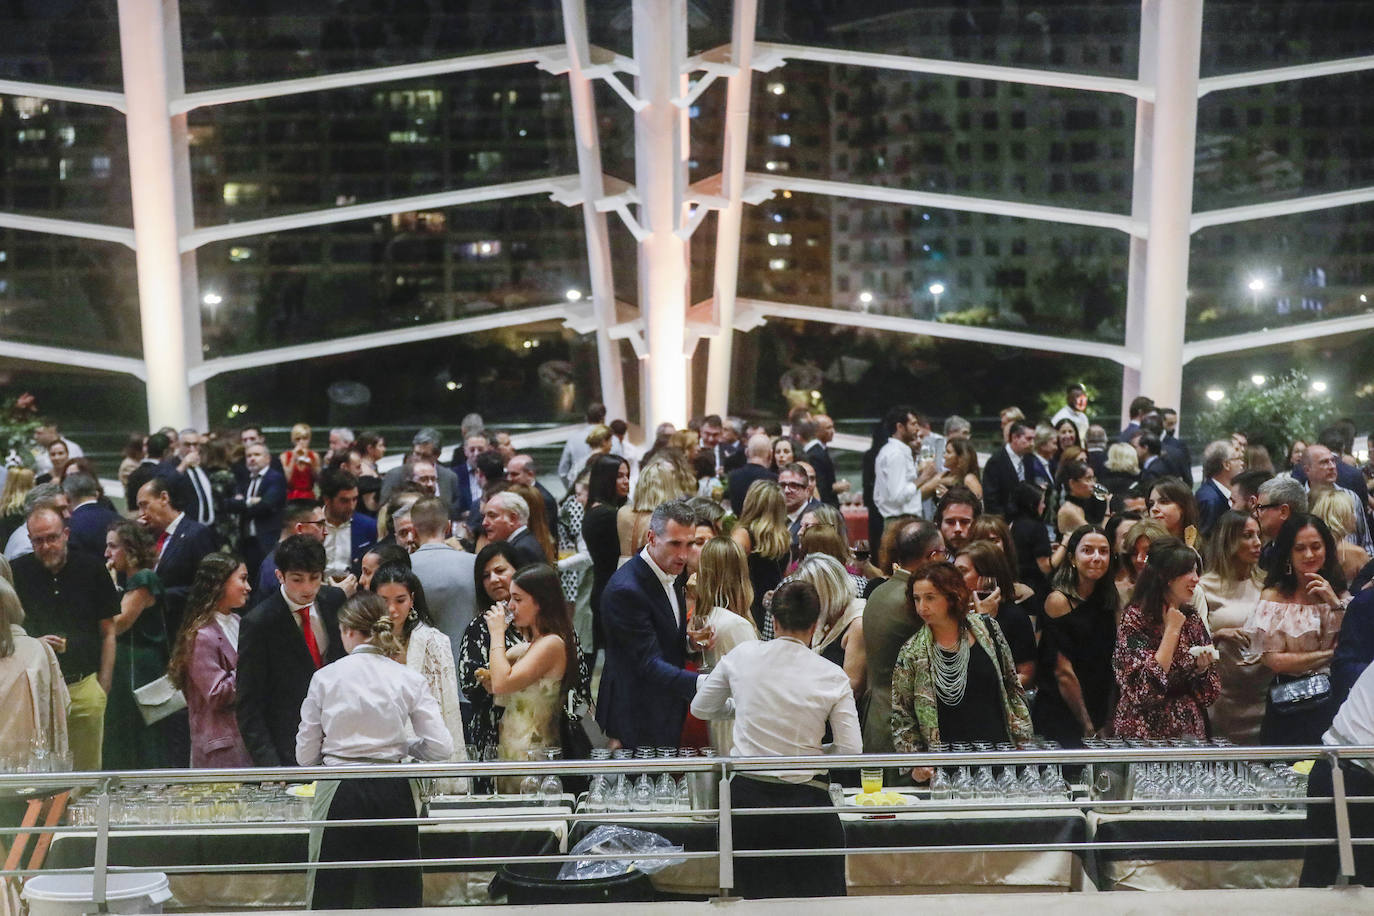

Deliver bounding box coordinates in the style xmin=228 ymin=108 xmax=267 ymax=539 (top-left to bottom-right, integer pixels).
xmin=102 ymin=519 xmax=171 ymax=769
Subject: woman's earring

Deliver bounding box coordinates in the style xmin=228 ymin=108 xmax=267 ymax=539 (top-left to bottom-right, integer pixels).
xmin=1286 ymin=562 xmax=1293 ymax=576
xmin=408 ymin=607 xmax=419 ymax=621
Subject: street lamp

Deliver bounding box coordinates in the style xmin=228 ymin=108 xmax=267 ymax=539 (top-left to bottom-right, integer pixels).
xmin=1247 ymin=278 xmax=1265 ymax=312
xmin=928 ymin=282 xmax=945 ymax=315
xmin=1250 ymin=374 xmax=1265 ymax=386
xmin=858 ymin=290 xmax=874 ymax=311
xmin=1311 ymin=380 xmax=1328 ymax=393
xmin=565 ymin=289 xmax=582 ymax=302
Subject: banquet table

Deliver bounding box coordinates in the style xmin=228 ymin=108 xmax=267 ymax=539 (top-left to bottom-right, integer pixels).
xmin=44 ymin=796 xmax=572 ymax=909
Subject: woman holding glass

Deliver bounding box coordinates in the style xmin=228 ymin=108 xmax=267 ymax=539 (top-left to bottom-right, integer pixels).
xmin=167 ymin=553 xmax=253 ymax=768
xmin=1032 ymin=525 xmax=1120 ymax=746
xmin=890 ymin=561 xmax=1031 ymax=780
xmin=1247 ymin=514 xmax=1350 ymax=746
xmin=953 ymin=541 xmax=1037 ymax=688
xmin=1197 ymin=511 xmax=1269 ymax=743
xmin=102 ymin=519 xmax=170 ymax=769
xmin=1112 ymin=537 xmax=1219 ymax=740
xmin=458 ymin=542 xmax=526 ymax=760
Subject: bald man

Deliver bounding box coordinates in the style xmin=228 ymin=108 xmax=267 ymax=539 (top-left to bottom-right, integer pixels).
xmin=726 ymin=435 xmax=778 ymax=514
xmin=507 ymin=453 xmax=559 ymax=535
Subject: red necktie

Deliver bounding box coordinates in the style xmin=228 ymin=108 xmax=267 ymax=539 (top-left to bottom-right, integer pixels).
xmin=297 ymin=607 xmax=323 ymax=668
xmin=156 ymin=531 xmax=169 ymax=554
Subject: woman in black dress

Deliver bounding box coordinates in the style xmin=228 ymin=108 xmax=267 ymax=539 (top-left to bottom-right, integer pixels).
xmin=730 ymin=480 xmax=791 ymax=637
xmin=1032 ymin=524 xmax=1120 ymax=746
xmin=581 ymin=454 xmax=630 ymax=657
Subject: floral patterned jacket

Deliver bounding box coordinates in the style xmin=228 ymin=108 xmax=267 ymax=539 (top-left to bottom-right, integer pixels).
xmin=890 ymin=614 xmax=1033 ymax=753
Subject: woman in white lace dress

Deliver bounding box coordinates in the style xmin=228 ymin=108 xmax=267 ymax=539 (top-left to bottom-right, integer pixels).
xmin=373 ymin=564 xmax=469 ymax=793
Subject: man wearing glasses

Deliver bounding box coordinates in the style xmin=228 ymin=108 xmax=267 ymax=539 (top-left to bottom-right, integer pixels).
xmin=1253 ymin=477 xmax=1309 ymax=574
xmin=1197 ymin=440 xmax=1244 ymax=537
xmin=779 ymin=463 xmax=820 ymax=551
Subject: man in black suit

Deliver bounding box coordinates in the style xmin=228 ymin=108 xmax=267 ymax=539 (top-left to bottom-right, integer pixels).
xmin=1135 ymin=431 xmax=1172 ymax=486
xmin=726 ymin=434 xmax=777 ymax=513
xmin=447 ymin=429 xmax=489 ymax=520
xmin=803 ymin=414 xmax=848 ymax=507
xmin=125 ymin=431 xmax=174 ymax=511
xmin=482 ymin=491 xmax=545 ymax=566
xmin=231 ymin=426 xmax=285 ymax=488
xmin=596 ymin=499 xmax=707 ymax=749
xmin=1196 ymin=439 xmax=1241 ymax=537
xmin=1158 ymin=408 xmax=1194 ymax=487
xmin=137 ymin=476 xmax=220 ymax=638
xmin=62 ymin=472 xmax=118 ymax=561
xmin=982 ymin=421 xmax=1034 ymax=518
xmin=173 ymin=428 xmax=217 ymax=528
xmin=232 ymin=442 xmax=287 ymax=583
xmin=779 ymin=463 xmax=821 ymax=549
xmin=507 ymin=454 xmax=559 ymax=537
xmin=236 ymin=536 xmax=347 ymax=766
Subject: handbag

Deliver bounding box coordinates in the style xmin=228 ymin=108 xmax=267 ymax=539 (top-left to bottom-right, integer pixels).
xmin=133 ymin=674 xmax=187 ymax=725
xmin=1268 ymin=673 xmax=1331 ymax=715
xmin=559 ymin=711 xmax=593 ymax=796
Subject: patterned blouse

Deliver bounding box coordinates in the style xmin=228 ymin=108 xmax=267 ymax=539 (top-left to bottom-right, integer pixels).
xmin=890 ymin=614 xmax=1033 ymax=753
xmin=1112 ymin=603 xmax=1220 ymax=740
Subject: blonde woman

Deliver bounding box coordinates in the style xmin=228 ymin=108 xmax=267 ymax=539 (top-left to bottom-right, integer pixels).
xmin=692 ymin=537 xmax=759 ymax=751
xmin=789 ymin=553 xmax=866 ymax=700
xmin=731 ymin=480 xmax=791 ymax=634
xmin=1100 ymin=442 xmax=1140 ymax=501
xmin=0 ymin=468 xmax=34 ymax=544
xmin=1311 ymin=488 xmax=1370 ymax=586
xmin=618 ymin=458 xmax=690 ymax=558
xmin=280 ymin=423 xmax=320 ymax=500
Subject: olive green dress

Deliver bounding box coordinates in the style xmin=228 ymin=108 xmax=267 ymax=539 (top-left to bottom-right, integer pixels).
xmin=102 ymin=569 xmax=171 ymax=769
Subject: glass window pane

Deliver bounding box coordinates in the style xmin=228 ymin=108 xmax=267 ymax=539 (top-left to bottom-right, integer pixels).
xmin=740 ymin=61 xmax=1135 ymax=215
xmin=1187 ymin=204 xmax=1374 ymax=341
xmin=0 ymin=95 xmax=131 ymax=226
xmin=728 ymin=319 xmax=1124 ymax=440
xmin=0 ymin=230 xmax=140 ymax=356
xmin=763 ymin=3 xmax=1140 ymax=78
xmin=1202 ymin=3 xmax=1372 ymax=77
xmin=738 ymin=194 xmax=1129 ymax=342
xmin=181 ymin=1 xmax=564 ymax=91
xmin=1194 ymin=73 xmax=1374 ymax=211
xmin=0 ymin=6 xmax=122 ymax=89
xmin=188 ymin=68 xmax=576 ymax=226
xmin=196 ymin=200 xmax=590 ymax=358
xmin=0 ymin=365 xmax=148 ymax=460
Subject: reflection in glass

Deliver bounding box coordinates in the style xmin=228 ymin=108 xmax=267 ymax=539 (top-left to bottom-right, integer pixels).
xmin=0 ymin=95 xmax=131 ymax=225
xmin=0 ymin=5 xmax=122 ymax=89
xmin=0 ymin=231 xmax=139 ymax=356
xmin=1201 ymin=3 xmax=1373 ymax=77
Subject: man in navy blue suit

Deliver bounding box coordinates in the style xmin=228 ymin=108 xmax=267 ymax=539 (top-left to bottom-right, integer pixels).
xmin=319 ymin=467 xmax=376 ymax=578
xmin=62 ymin=472 xmax=118 ymax=561
xmin=596 ymin=499 xmax=713 ymax=749
xmin=1196 ymin=439 xmax=1241 ymax=538
xmin=137 ymin=476 xmax=219 ymax=638
xmin=232 ymin=442 xmax=286 ymax=584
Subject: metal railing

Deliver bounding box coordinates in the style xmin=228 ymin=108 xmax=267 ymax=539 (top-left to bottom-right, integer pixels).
xmin=1 ymin=745 xmax=1370 ymax=903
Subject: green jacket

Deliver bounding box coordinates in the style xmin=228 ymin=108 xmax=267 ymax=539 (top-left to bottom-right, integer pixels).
xmin=890 ymin=614 xmax=1032 ymax=752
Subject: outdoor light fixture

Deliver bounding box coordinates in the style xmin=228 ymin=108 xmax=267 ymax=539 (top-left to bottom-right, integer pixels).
xmin=1251 ymin=374 xmax=1265 ymax=386
xmin=1205 ymin=388 xmax=1225 ymax=402
xmin=1311 ymin=380 xmax=1328 ymax=393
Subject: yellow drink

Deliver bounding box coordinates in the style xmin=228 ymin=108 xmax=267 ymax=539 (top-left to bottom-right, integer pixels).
xmin=860 ymin=769 xmax=883 ymax=794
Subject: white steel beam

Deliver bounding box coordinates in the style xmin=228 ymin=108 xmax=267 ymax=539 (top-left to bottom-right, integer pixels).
xmin=1191 ymin=185 xmax=1374 ymax=233
xmin=0 ymin=79 xmax=126 ymax=112
xmin=633 ymin=0 xmax=691 ymax=427
xmin=180 ymin=176 xmax=581 ymax=251
xmin=1120 ymin=0 xmax=1161 ymax=422
xmin=189 ymin=303 xmax=570 ymax=385
xmin=735 ymin=298 xmax=1141 ymax=369
xmin=759 ymin=174 xmax=1146 ymax=237
xmin=1181 ymin=312 xmax=1374 ymax=364
xmin=753 ymin=41 xmax=1151 ymax=101
xmin=703 ymin=0 xmax=759 ymax=417
xmin=0 ymin=213 xmax=136 ymax=248
xmin=1135 ymin=0 xmax=1203 ymax=413
xmin=0 ymin=341 xmax=147 ymax=381
xmin=170 ymin=47 xmax=567 ymax=114
xmin=118 ymin=0 xmax=193 ymax=430
xmin=1198 ymin=54 xmax=1374 ymax=97
xmin=559 ymin=0 xmax=627 ymax=422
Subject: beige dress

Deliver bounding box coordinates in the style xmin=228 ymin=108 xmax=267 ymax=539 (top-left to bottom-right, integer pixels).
xmin=0 ymin=625 xmax=70 ymax=763
xmin=496 ymin=641 xmax=563 ymax=792
xmin=1196 ymin=573 xmax=1268 ymax=744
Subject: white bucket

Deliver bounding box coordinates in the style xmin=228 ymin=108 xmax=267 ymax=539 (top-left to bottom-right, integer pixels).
xmin=22 ymin=874 xmax=172 ymax=916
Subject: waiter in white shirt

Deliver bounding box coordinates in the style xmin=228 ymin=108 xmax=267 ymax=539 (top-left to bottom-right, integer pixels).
xmin=1300 ymin=658 xmax=1374 ymax=886
xmin=692 ymin=579 xmax=860 ymax=899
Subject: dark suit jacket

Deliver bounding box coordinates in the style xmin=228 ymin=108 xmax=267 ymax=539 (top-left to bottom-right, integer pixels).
xmin=806 ymin=442 xmax=840 ymax=507
xmin=1195 ymin=478 xmax=1230 ymax=537
xmin=1138 ymin=455 xmax=1171 ymax=486
xmin=727 ymin=464 xmax=776 ymax=514
xmin=789 ymin=498 xmax=822 ymax=550
xmin=534 ymin=482 xmax=560 ymax=538
xmin=235 ymin=586 xmax=347 ymax=766
xmin=66 ymin=501 xmax=119 ymax=560
xmin=719 ymin=442 xmax=746 ymax=474
xmin=155 ymin=517 xmax=220 ymax=636
xmin=595 ymin=554 xmax=697 ymax=748
xmin=1161 ymin=435 xmax=1193 ymax=487
xmin=124 ymin=459 xmax=164 ymax=511
xmin=346 ymin=513 xmax=379 ymax=571
xmin=506 ymin=528 xmax=547 ymax=567
xmin=234 ymin=468 xmax=287 ymax=559
xmin=982 ymin=446 xmax=1030 ymax=518
xmin=450 ymin=461 xmax=481 ymax=520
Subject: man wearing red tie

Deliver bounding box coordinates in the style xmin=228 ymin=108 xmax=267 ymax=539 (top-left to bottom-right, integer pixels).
xmin=236 ymin=535 xmax=347 ymax=766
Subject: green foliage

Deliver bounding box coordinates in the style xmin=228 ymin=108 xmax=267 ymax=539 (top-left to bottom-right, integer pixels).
xmin=0 ymin=393 xmax=40 ymax=469
xmin=1195 ymin=370 xmax=1331 ymax=457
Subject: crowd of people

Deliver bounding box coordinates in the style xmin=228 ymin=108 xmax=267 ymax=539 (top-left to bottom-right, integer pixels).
xmin=3 ymin=386 xmax=1374 ymax=895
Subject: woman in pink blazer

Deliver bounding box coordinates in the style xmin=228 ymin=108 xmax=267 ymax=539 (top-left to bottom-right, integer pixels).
xmin=167 ymin=553 xmax=254 ymax=767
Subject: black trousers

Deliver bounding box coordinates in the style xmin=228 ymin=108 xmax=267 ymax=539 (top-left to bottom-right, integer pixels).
xmin=730 ymin=776 xmax=846 ymax=899
xmin=1300 ymin=758 xmax=1374 ymax=887
xmin=312 ymin=777 xmax=421 ymax=910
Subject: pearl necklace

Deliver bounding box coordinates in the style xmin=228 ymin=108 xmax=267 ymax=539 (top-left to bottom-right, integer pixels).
xmin=931 ymin=633 xmax=971 ymax=706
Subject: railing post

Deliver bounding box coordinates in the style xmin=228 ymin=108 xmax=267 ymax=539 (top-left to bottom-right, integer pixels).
xmin=716 ymin=760 xmax=733 ymax=897
xmin=1328 ymin=750 xmax=1355 ymax=885
xmin=93 ymin=784 xmax=111 ymax=909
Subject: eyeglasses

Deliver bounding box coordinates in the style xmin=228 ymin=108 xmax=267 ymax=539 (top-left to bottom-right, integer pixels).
xmin=1253 ymin=502 xmax=1279 ymax=513
xmin=779 ymin=481 xmax=808 ymax=490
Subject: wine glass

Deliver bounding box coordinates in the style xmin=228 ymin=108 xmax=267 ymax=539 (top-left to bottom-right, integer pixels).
xmin=973 ymin=576 xmax=998 ymax=609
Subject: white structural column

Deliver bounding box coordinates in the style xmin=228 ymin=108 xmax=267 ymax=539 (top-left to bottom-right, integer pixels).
xmin=703 ymin=0 xmax=759 ymax=417
xmin=1129 ymin=0 xmax=1203 ymax=414
xmin=633 ymin=0 xmax=690 ymax=427
xmin=117 ymin=0 xmax=193 ymax=430
xmin=560 ymin=0 xmax=627 ymax=422
xmin=1120 ymin=1 xmax=1159 ymax=422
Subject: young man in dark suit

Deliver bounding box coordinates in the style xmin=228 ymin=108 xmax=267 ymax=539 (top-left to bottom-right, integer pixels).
xmin=982 ymin=421 xmax=1034 ymax=518
xmin=236 ymin=535 xmax=347 ymax=766
xmin=596 ymin=499 xmax=712 ymax=749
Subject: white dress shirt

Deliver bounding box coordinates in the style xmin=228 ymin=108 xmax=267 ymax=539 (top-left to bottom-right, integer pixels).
xmin=282 ymin=585 xmax=331 ymax=658
xmin=874 ymin=437 xmax=922 ymax=519
xmin=692 ymin=636 xmax=862 ymax=782
xmin=295 ymin=646 xmax=453 ymax=766
xmin=1327 ymin=659 xmax=1374 ymax=777
xmin=214 ymin=611 xmax=240 ymax=650
xmin=323 ymin=517 xmax=353 ymax=574
xmin=639 ymin=546 xmax=681 ymax=625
